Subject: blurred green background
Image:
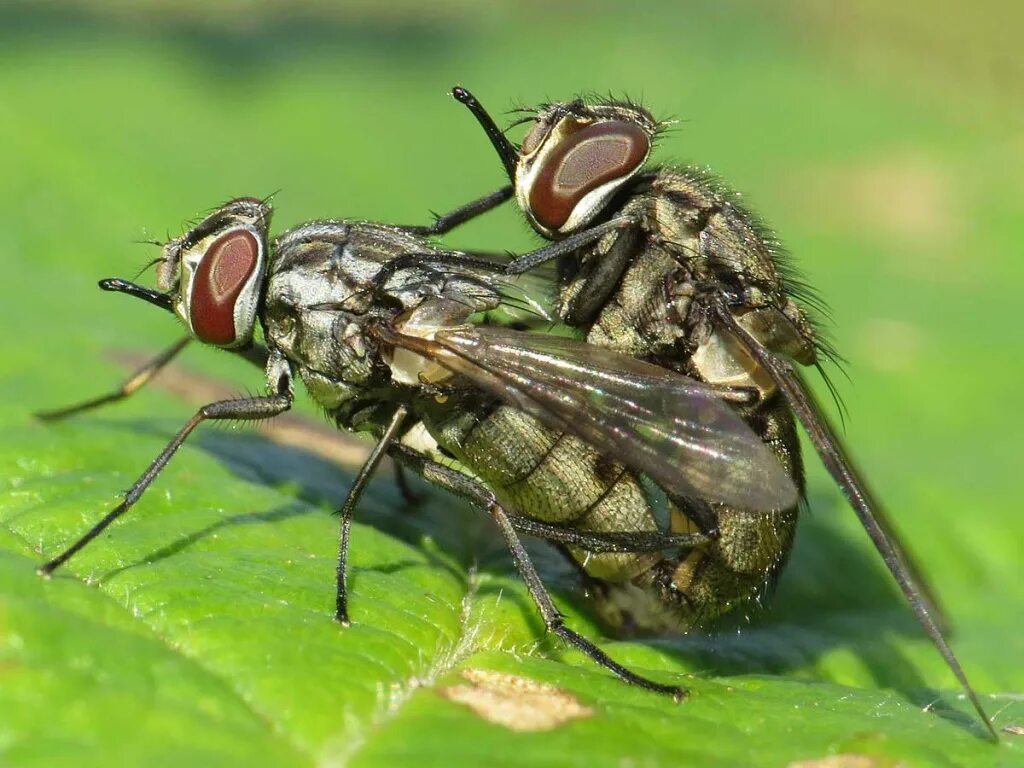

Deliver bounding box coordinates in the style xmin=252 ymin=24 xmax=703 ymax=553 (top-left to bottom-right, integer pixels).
xmin=1 ymin=1 xmax=1022 ymax=766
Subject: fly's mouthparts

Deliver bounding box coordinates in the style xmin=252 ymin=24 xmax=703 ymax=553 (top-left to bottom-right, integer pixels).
xmin=99 ymin=277 xmax=174 ymax=312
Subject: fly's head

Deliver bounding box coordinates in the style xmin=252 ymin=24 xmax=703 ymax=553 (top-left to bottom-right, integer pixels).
xmin=453 ymin=87 xmax=658 ymax=238
xmin=157 ymin=197 xmax=272 ymax=348
xmin=516 ymin=99 xmax=657 ymax=236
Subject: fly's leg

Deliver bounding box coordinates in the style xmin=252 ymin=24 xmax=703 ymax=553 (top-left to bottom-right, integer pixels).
xmin=35 ymin=337 xmax=191 ymax=421
xmin=393 ymin=464 xmax=423 ymax=507
xmin=399 ymin=186 xmax=514 ymax=236
xmin=38 ymin=388 xmax=293 ymax=575
xmin=504 ymin=516 xmax=708 ymax=552
xmin=489 ymin=498 xmax=686 ymax=701
xmin=335 ymin=406 xmax=408 ymax=626
xmin=388 ymin=442 xmax=688 ymax=700
xmin=399 ymin=215 xmax=640 ymax=281
xmin=367 ymin=216 xmax=637 ymax=302
xmin=339 ymin=435 xmax=704 ymax=625
xmin=503 ymin=216 xmax=638 ymax=274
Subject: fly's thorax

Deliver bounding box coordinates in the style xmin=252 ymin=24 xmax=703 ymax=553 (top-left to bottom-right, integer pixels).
xmin=262 ymin=253 xmax=378 ymax=411
xmin=263 ymin=219 xmax=506 ymax=412
xmin=515 ymin=100 xmax=658 ymax=237
xmin=646 ymin=169 xmax=823 ymax=366
xmin=645 ymin=170 xmax=778 ymax=287
xmin=158 ymin=198 xmax=272 ymax=349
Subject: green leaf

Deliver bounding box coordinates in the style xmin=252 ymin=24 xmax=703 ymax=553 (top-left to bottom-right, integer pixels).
xmin=1 ymin=3 xmax=1022 ymax=766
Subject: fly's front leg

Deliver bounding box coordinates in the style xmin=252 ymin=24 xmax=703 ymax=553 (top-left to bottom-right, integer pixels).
xmin=369 ymin=217 xmax=638 ymax=305
xmin=441 ymin=215 xmax=641 ymax=275
xmin=503 ymin=215 xmax=638 ymax=274
xmin=38 ymin=383 xmax=293 ymax=576
xmin=387 ymin=443 xmax=688 ymax=700
xmin=399 ymin=186 xmax=514 ymax=236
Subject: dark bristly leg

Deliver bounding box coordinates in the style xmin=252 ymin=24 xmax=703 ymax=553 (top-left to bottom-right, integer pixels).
xmin=35 ymin=340 xmax=271 ymax=422
xmin=500 ymin=515 xmax=708 ymax=552
xmin=393 ymin=463 xmax=422 ymax=507
xmin=488 ymin=500 xmax=686 ymax=701
xmin=402 ymin=216 xmax=637 ymax=278
xmin=387 ymin=442 xmax=688 ymax=700
xmin=38 ymin=390 xmax=293 ymax=576
xmin=335 ymin=406 xmax=408 ymax=626
xmin=368 ymin=219 xmax=635 ymax=306
xmin=399 ymin=186 xmax=514 ymax=236
xmin=35 ymin=337 xmax=192 ymax=421
xmin=504 ymin=216 xmax=637 ymax=274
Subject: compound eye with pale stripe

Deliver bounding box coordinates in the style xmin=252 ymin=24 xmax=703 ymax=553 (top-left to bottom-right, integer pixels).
xmin=189 ymin=228 xmax=262 ymax=346
xmin=527 ymin=121 xmax=650 ymax=233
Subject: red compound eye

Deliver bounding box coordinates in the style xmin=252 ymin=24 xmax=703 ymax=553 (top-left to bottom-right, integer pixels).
xmin=528 ymin=121 xmax=649 ymax=231
xmin=189 ymin=229 xmax=260 ymax=345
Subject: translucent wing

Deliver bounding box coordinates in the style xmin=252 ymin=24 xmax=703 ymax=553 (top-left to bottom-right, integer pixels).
xmin=388 ymin=323 xmax=798 ymax=511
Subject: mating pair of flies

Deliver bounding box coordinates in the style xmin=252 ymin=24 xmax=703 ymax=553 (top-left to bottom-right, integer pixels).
xmin=37 ymin=86 xmax=996 ymax=737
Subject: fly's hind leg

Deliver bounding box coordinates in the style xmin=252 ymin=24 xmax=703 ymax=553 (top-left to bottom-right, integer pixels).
xmin=388 ymin=442 xmax=688 ymax=701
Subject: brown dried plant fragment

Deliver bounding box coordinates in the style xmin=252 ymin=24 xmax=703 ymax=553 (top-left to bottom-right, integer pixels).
xmin=788 ymin=755 xmax=906 ymax=768
xmin=439 ymin=668 xmax=594 ymax=732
